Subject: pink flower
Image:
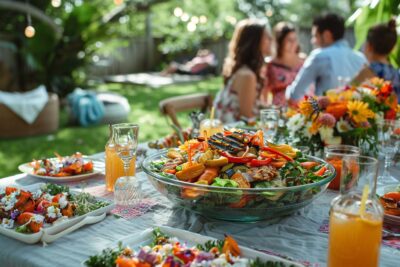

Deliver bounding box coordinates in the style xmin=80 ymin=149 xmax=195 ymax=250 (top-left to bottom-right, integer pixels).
xmin=360 ymin=121 xmax=371 ymax=128
xmin=317 ymin=97 xmax=330 ymax=109
xmin=317 ymin=113 xmax=336 ymax=128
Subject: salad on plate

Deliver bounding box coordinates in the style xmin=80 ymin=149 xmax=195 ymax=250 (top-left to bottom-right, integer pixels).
xmin=29 ymin=152 xmax=93 ymax=177
xmin=85 ymin=228 xmax=298 ymax=267
xmin=0 ymin=183 xmax=109 ymax=234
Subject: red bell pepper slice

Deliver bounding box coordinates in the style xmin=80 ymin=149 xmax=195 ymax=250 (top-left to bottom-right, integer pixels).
xmin=219 ymin=152 xmax=253 ymax=164
xmin=248 ymin=158 xmax=272 ymax=167
xmin=261 ymin=147 xmax=294 ymax=162
xmin=314 ymin=166 xmax=327 ymax=176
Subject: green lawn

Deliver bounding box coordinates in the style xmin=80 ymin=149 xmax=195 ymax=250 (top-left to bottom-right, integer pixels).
xmin=0 ymin=77 xmax=221 ymax=178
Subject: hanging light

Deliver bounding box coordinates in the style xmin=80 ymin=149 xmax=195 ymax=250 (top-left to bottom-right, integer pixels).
xmin=114 ymin=0 xmax=124 ymax=5
xmin=51 ymin=0 xmax=62 ymax=8
xmin=24 ymin=14 xmax=35 ymax=38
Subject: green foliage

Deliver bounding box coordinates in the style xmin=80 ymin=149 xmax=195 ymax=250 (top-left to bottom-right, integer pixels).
xmin=0 ymin=0 xmax=133 ymax=96
xmin=348 ymin=0 xmax=400 ymax=67
xmin=0 ymin=77 xmax=221 ymax=178
xmin=151 ymin=0 xmax=241 ymax=56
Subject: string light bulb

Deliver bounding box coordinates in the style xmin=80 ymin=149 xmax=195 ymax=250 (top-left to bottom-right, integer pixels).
xmin=114 ymin=0 xmax=124 ymax=5
xmin=51 ymin=0 xmax=62 ymax=8
xmin=24 ymin=25 xmax=35 ymax=38
xmin=25 ymin=14 xmax=35 ymax=38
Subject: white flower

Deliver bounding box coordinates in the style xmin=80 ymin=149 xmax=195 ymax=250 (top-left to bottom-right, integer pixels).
xmin=336 ymin=118 xmax=353 ymax=133
xmin=319 ymin=126 xmax=334 ymax=141
xmin=351 ymin=91 xmax=361 ymax=100
xmin=287 ymin=114 xmax=305 ymax=133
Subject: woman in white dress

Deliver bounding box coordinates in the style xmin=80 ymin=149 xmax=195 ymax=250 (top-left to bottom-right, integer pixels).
xmin=214 ymin=19 xmax=272 ymax=124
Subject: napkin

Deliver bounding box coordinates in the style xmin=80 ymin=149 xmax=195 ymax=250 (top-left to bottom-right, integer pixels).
xmin=0 ymin=85 xmax=49 ymax=124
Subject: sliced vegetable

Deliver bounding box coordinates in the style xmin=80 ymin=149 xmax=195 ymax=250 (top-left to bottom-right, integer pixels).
xmin=198 ymin=167 xmax=220 ymax=184
xmin=314 ymin=166 xmax=327 ymax=176
xmin=248 ymin=158 xmax=272 ymax=167
xmin=300 ymin=162 xmax=319 ymax=169
xmin=175 ymin=163 xmax=205 ymax=182
xmin=219 ymin=152 xmax=253 ymax=164
xmin=261 ymin=147 xmax=294 ymax=162
xmin=204 ymin=157 xmax=229 ymax=167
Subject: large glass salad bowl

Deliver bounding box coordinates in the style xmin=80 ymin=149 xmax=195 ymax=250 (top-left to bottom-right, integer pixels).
xmin=142 ymin=151 xmax=335 ymax=222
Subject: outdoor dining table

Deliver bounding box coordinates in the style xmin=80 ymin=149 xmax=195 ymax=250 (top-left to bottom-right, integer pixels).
xmin=0 ymin=144 xmax=399 ymax=267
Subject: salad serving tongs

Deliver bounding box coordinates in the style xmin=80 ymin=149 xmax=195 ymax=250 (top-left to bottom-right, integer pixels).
xmin=41 ymin=213 xmax=107 ymax=243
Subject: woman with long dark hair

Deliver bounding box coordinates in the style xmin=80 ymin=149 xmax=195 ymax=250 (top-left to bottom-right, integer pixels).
xmin=214 ymin=19 xmax=271 ymax=123
xmin=263 ymin=22 xmax=304 ymax=107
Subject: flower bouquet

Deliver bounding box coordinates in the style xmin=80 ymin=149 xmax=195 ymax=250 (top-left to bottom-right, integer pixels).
xmin=286 ymin=78 xmax=399 ymax=155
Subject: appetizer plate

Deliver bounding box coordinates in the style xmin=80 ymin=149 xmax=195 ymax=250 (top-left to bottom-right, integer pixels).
xmin=0 ymin=183 xmax=114 ymax=244
xmin=18 ymin=157 xmax=102 ymax=182
xmin=87 ymin=226 xmax=304 ymax=267
xmin=377 ymin=184 xmax=400 ymax=232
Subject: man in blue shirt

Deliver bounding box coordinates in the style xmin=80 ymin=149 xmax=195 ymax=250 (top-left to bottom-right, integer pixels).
xmin=286 ymin=13 xmax=367 ymax=101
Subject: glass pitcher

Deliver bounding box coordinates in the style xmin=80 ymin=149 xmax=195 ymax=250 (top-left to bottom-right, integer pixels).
xmin=327 ymin=155 xmax=384 ymax=267
xmin=105 ymin=124 xmax=136 ymax=192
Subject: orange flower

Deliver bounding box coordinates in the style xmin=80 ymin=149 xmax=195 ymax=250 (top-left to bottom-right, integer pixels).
xmin=326 ymin=102 xmax=348 ymax=119
xmin=299 ymin=99 xmax=314 ymax=117
xmin=308 ymin=119 xmax=320 ymax=135
xmin=384 ymin=94 xmax=398 ymax=109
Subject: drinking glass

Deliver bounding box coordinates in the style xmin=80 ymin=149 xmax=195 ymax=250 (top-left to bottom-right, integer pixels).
xmin=328 ymin=155 xmax=383 ymax=267
xmin=324 ymin=145 xmax=360 ymax=191
xmin=260 ymin=108 xmax=279 ymax=143
xmin=113 ymin=123 xmax=141 ymax=206
xmin=199 ymin=118 xmax=224 ymax=138
xmin=377 ymin=119 xmax=400 ymax=185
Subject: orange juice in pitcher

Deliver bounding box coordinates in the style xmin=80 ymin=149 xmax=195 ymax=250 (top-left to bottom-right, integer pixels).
xmin=105 ymin=125 xmax=136 ymax=192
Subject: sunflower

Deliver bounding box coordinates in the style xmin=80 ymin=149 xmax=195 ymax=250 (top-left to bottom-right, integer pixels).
xmin=347 ymin=101 xmax=375 ymax=124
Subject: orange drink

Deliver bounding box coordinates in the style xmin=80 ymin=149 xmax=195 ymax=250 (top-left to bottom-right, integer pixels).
xmin=328 ymin=211 xmax=382 ymax=267
xmin=105 ymin=145 xmax=135 ymax=192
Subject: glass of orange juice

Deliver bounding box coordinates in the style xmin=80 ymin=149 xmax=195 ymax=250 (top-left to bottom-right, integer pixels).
xmin=199 ymin=119 xmax=224 ymax=138
xmin=328 ymin=155 xmax=384 ymax=267
xmin=324 ymin=145 xmax=360 ymax=191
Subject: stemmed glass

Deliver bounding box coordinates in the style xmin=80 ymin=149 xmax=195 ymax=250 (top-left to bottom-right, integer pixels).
xmin=260 ymin=108 xmax=279 ymax=143
xmin=113 ymin=123 xmax=141 ymax=206
xmin=377 ymin=119 xmax=400 ymax=185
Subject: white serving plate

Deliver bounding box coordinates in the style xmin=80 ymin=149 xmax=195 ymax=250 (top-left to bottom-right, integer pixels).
xmin=0 ymin=183 xmax=114 ymax=244
xmin=84 ymin=226 xmax=304 ymax=267
xmin=18 ymin=157 xmax=102 ymax=182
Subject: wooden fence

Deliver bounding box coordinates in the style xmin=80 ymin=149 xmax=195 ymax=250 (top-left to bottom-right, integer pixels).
xmin=0 ymin=28 xmax=356 ymax=80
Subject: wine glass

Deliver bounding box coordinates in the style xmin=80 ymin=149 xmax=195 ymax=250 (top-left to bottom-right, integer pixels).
xmin=377 ymin=119 xmax=400 ymax=185
xmin=113 ymin=123 xmax=140 ymax=206
xmin=260 ymin=108 xmax=279 ymax=143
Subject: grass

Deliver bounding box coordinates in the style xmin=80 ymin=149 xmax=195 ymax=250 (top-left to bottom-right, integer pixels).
xmin=0 ymin=77 xmax=222 ymax=178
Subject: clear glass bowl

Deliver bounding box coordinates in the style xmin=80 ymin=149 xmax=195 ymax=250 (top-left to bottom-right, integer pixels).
xmin=142 ymin=151 xmax=336 ymax=222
